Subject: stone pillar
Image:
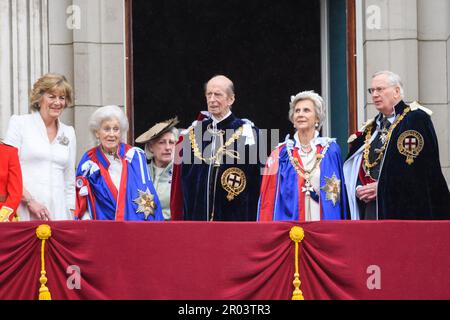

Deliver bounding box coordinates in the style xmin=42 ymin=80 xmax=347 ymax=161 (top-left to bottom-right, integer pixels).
xmin=362 ymin=0 xmax=450 ymax=185
xmin=72 ymin=0 xmax=125 ymax=161
xmin=48 ymin=0 xmax=75 ymax=126
xmin=363 ymin=0 xmax=419 ymax=119
xmin=417 ymin=0 xmax=450 ymax=184
xmin=0 ymin=0 xmax=49 ymax=137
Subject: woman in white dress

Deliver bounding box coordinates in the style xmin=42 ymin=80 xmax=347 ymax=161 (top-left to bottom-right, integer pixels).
xmin=5 ymin=73 xmax=76 ymax=221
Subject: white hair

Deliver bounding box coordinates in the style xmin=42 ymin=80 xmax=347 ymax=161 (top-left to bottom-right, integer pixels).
xmin=372 ymin=70 xmax=405 ymax=99
xmin=288 ymin=90 xmax=326 ymax=130
xmin=88 ymin=105 xmax=129 ymax=143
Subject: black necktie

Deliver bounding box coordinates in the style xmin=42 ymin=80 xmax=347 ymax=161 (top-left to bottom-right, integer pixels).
xmin=367 ymin=116 xmax=391 ymax=179
xmin=380 ymin=116 xmax=391 ymax=131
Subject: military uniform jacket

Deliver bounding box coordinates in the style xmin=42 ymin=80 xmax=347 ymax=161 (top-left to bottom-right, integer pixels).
xmin=0 ymin=143 xmax=23 ymax=221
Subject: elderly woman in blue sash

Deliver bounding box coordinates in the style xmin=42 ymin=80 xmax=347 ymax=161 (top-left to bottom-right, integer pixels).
xmin=75 ymin=105 xmax=163 ymax=221
xmin=258 ymin=91 xmax=348 ymax=221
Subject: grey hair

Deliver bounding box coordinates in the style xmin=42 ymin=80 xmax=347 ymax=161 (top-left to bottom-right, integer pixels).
xmin=88 ymin=105 xmax=129 ymax=143
xmin=372 ymin=70 xmax=404 ymax=99
xmin=144 ymin=127 xmax=179 ymax=160
xmin=288 ymin=90 xmax=326 ymax=130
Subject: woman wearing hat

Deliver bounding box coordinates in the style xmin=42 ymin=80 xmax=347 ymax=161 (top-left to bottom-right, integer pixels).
xmin=135 ymin=117 xmax=179 ymax=220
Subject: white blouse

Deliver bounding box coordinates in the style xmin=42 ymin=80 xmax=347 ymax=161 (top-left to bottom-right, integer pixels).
xmin=5 ymin=111 xmax=76 ymax=221
xmin=294 ymin=132 xmax=321 ymax=221
xmin=104 ymin=153 xmax=123 ymax=191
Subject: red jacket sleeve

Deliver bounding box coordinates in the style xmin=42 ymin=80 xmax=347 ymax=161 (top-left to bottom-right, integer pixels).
xmin=3 ymin=147 xmax=23 ymax=220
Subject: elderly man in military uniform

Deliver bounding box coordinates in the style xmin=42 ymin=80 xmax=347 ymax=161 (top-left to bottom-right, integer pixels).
xmin=170 ymin=75 xmax=262 ymax=221
xmin=344 ymin=70 xmax=450 ymax=220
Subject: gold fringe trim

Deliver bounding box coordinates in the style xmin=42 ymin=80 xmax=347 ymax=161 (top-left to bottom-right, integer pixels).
xmin=290 ymin=226 xmax=305 ymax=300
xmin=36 ymin=225 xmax=52 ymax=300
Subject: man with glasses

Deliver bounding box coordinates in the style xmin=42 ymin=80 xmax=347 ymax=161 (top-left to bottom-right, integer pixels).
xmin=344 ymin=70 xmax=450 ymax=220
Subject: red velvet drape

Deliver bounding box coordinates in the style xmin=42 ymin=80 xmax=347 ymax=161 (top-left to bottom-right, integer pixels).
xmin=1 ymin=221 xmax=449 ymax=300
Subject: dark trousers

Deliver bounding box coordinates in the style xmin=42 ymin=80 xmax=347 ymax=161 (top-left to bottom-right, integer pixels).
xmin=357 ymin=199 xmax=377 ymax=220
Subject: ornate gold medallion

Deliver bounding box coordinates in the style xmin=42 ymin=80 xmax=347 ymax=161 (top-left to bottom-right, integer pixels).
xmin=321 ymin=174 xmax=341 ymax=207
xmin=397 ymin=130 xmax=424 ymax=165
xmin=221 ymin=167 xmax=247 ymax=201
xmin=133 ymin=188 xmax=157 ymax=219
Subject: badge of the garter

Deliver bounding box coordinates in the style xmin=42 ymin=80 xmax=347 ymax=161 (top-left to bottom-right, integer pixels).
xmin=397 ymin=130 xmax=424 ymax=165
xmin=221 ymin=167 xmax=247 ymax=201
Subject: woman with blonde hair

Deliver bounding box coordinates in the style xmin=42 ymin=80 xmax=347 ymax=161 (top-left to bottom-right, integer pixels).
xmin=5 ymin=73 xmax=76 ymax=221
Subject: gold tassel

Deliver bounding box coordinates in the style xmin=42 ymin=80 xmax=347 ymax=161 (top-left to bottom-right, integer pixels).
xmin=290 ymin=226 xmax=305 ymax=300
xmin=36 ymin=225 xmax=52 ymax=300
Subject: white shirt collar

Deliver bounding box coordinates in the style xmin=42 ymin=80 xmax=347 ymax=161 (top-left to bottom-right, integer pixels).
xmin=211 ymin=110 xmax=232 ymax=125
xmin=293 ymin=130 xmax=320 ymax=148
xmin=376 ymin=110 xmax=396 ymax=127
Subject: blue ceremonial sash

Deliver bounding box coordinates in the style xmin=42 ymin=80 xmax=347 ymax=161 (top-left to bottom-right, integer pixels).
xmin=76 ymin=144 xmax=164 ymax=221
xmin=272 ymin=147 xmax=299 ymax=221
xmin=319 ymin=142 xmax=348 ymax=220
xmin=260 ymin=141 xmax=348 ymax=221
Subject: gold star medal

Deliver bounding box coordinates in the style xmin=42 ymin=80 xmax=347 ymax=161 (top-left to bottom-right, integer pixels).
xmin=321 ymin=174 xmax=341 ymax=207
xmin=133 ymin=188 xmax=157 ymax=220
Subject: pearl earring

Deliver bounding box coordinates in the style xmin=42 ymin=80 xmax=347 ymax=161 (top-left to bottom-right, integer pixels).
xmin=315 ymin=123 xmax=319 ymax=128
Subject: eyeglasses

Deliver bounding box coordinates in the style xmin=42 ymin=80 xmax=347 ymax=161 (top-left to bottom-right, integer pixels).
xmin=367 ymin=86 xmax=395 ymax=95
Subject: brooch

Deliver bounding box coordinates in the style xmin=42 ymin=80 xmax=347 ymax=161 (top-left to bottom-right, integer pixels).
xmin=397 ymin=130 xmax=424 ymax=165
xmin=133 ymin=188 xmax=157 ymax=220
xmin=321 ymin=174 xmax=341 ymax=207
xmin=57 ymin=133 xmax=70 ymax=146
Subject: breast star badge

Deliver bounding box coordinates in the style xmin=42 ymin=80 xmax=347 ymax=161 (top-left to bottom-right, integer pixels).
xmin=321 ymin=174 xmax=341 ymax=207
xmin=133 ymin=188 xmax=157 ymax=220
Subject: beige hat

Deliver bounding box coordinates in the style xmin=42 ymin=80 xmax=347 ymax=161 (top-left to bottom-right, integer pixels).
xmin=135 ymin=117 xmax=179 ymax=144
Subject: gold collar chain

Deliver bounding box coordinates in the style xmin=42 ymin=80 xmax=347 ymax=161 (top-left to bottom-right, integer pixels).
xmin=286 ymin=145 xmax=325 ymax=181
xmin=189 ymin=125 xmax=244 ymax=164
xmin=363 ymin=107 xmax=410 ymax=170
